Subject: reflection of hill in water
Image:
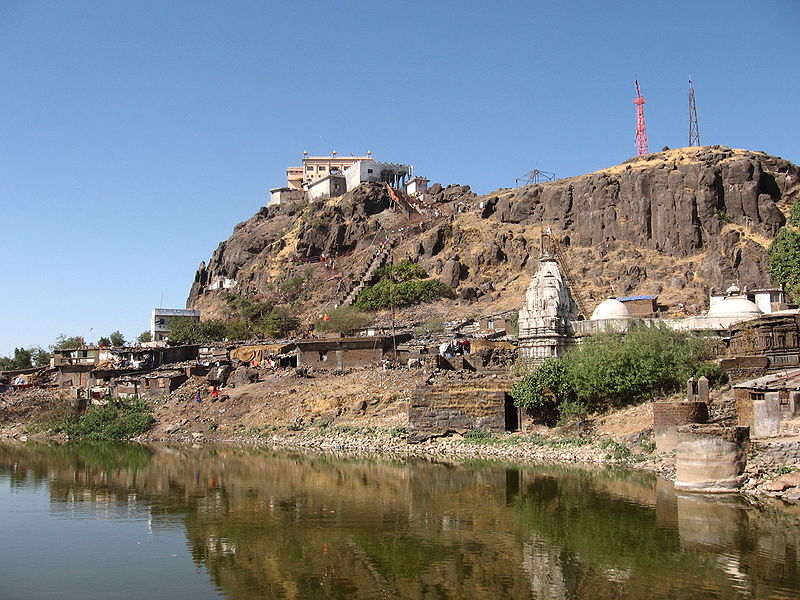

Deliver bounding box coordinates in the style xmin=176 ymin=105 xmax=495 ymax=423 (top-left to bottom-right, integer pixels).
xmin=1 ymin=442 xmax=798 ymax=600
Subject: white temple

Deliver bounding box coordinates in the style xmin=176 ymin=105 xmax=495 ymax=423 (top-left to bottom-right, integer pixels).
xmin=518 ymin=251 xmax=579 ymax=362
xmin=519 ymin=256 xmax=773 ymax=363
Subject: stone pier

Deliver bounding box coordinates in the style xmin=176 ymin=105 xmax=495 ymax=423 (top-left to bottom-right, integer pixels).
xmin=674 ymin=424 xmax=749 ymax=493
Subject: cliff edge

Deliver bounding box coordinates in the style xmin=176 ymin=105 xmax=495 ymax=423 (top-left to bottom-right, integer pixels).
xmin=188 ymin=146 xmax=800 ymax=323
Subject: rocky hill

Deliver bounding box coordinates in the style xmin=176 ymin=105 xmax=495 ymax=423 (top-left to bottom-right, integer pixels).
xmin=188 ymin=146 xmax=800 ymax=324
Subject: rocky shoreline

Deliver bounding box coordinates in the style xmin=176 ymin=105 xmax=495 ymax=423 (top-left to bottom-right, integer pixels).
xmin=3 ymin=422 xmax=799 ymax=504
xmin=130 ymin=425 xmax=800 ymax=505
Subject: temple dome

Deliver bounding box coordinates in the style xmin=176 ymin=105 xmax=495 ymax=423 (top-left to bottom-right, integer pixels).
xmin=707 ymin=296 xmax=762 ymax=319
xmin=590 ymin=298 xmax=632 ymax=320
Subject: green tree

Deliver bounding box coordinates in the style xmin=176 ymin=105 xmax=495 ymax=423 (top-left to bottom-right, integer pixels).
xmin=52 ymin=334 xmax=85 ymax=350
xmin=97 ymin=337 xmax=111 ymax=347
xmin=510 ymin=358 xmax=571 ymax=424
xmin=135 ymin=331 xmax=153 ymax=344
xmin=315 ymin=306 xmax=372 ymax=334
xmin=29 ymin=346 xmax=52 ymax=367
xmin=278 ymin=275 xmax=308 ymax=302
xmin=222 ymin=319 xmax=250 ymax=341
xmin=768 ymin=227 xmax=800 ymax=297
xmin=355 ymin=279 xmax=456 ymax=310
xmin=0 ymin=347 xmax=33 ymax=371
xmin=109 ymin=331 xmax=126 ymax=347
xmin=223 ymin=293 xmax=274 ymax=323
xmin=262 ymin=308 xmax=299 ymax=338
xmin=1 ymin=346 xmax=51 ymax=370
xmin=168 ymin=319 xmax=228 ymax=344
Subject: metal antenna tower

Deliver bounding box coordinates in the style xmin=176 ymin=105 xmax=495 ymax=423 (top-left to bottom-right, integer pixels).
xmin=515 ymin=169 xmax=555 ymax=186
xmin=688 ymin=76 xmax=700 ymax=146
xmin=633 ymin=79 xmax=649 ymax=156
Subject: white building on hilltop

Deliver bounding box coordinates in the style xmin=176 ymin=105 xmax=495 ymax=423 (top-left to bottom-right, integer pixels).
xmin=343 ymin=159 xmax=412 ymax=192
xmin=278 ymin=152 xmax=417 ymax=202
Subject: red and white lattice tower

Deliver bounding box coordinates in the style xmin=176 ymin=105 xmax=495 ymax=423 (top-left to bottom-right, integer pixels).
xmin=633 ymin=79 xmax=649 ymax=156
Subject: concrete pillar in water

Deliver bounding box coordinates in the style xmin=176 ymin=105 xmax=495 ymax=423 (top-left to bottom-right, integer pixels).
xmin=652 ymin=401 xmax=708 ymax=452
xmin=674 ymin=424 xmax=749 ymax=492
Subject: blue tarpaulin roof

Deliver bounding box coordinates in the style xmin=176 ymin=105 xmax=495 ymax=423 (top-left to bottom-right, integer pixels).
xmin=616 ymin=295 xmax=657 ymax=302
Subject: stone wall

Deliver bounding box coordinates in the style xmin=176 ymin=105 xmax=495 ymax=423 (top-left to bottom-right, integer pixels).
xmin=653 ymin=401 xmax=708 ymax=452
xmin=298 ymin=347 xmax=382 ymax=370
xmin=408 ymin=380 xmax=512 ymax=441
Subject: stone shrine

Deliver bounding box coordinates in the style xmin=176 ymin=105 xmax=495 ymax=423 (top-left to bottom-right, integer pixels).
xmin=518 ymin=248 xmax=578 ymax=363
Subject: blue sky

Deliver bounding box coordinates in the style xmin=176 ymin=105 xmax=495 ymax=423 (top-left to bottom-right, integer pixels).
xmin=1 ymin=0 xmax=798 ymax=355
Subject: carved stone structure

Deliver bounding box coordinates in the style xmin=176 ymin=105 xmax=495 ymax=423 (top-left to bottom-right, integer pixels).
xmin=727 ymin=314 xmax=800 ymax=369
xmin=518 ymin=253 xmax=578 ymax=363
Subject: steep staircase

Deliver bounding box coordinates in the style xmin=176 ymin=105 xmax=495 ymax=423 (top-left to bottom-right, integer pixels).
xmin=549 ymin=234 xmax=589 ymax=320
xmin=385 ymin=183 xmax=422 ymax=221
xmin=335 ymin=240 xmax=394 ymax=307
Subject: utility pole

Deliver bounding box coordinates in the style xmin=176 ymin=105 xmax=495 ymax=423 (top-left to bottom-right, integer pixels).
xmin=688 ymin=76 xmax=701 ymax=147
xmin=634 ymin=79 xmax=649 ymax=156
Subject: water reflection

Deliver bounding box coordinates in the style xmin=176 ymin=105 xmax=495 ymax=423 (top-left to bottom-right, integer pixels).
xmin=0 ymin=442 xmax=798 ymax=600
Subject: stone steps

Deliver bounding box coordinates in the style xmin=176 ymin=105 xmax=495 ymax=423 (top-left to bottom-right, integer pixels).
xmin=336 ymin=242 xmax=393 ymax=307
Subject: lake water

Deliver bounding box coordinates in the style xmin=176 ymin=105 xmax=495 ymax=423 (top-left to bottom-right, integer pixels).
xmin=1 ymin=442 xmax=798 ymax=600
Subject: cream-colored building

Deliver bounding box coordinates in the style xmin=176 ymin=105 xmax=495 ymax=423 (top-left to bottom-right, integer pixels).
xmin=286 ymin=152 xmax=373 ymax=190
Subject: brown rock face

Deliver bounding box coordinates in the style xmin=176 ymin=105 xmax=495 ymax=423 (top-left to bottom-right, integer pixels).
xmin=187 ymin=147 xmax=800 ymax=321
xmin=483 ymin=147 xmax=795 ymax=249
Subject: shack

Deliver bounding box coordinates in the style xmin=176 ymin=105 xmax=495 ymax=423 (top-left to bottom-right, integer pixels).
xmin=229 ymin=343 xmax=296 ymax=368
xmin=617 ymin=295 xmax=658 ymax=317
xmin=295 ymin=334 xmax=412 ymax=370
xmin=733 ymin=369 xmax=800 ymax=437
xmin=198 ymin=344 xmax=234 ymax=366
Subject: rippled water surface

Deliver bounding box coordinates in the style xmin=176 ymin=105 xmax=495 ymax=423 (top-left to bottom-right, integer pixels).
xmin=1 ymin=442 xmax=798 ymax=599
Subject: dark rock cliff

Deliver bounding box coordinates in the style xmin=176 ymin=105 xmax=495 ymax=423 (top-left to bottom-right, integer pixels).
xmin=188 ymin=147 xmax=799 ymax=320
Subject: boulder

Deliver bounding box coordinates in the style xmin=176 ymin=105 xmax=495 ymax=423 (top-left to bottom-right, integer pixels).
xmin=440 ymin=259 xmax=464 ymax=288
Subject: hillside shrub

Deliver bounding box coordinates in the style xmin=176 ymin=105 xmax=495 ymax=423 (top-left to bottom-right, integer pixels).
xmin=355 ymin=279 xmax=455 ymax=310
xmin=790 ymin=200 xmax=800 ymax=227
xmin=375 ymin=259 xmax=428 ymax=282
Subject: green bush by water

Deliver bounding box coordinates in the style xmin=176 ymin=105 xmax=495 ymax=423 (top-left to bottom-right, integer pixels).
xmin=59 ymin=397 xmax=154 ymax=441
xmin=511 ymin=324 xmax=724 ymax=424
